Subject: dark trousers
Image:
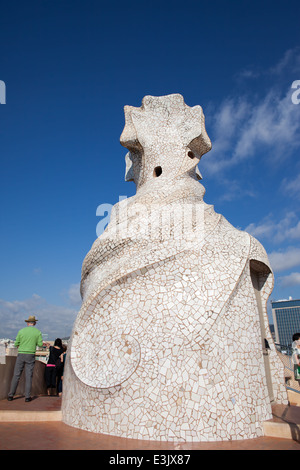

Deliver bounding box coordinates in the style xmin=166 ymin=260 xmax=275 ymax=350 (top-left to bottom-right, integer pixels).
xmin=44 ymin=366 xmax=57 ymax=388
xmin=8 ymin=354 xmax=35 ymax=399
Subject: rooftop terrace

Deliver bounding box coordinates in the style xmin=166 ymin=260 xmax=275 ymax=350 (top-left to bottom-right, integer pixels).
xmin=0 ymin=395 xmax=300 ymax=450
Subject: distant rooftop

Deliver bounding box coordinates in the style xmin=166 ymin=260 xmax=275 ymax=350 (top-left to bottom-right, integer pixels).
xmin=271 ymin=299 xmax=300 ymax=308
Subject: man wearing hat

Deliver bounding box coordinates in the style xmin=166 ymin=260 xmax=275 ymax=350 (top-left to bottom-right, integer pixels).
xmin=7 ymin=315 xmax=43 ymax=402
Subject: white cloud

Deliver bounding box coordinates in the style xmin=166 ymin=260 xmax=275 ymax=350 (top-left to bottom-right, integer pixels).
xmin=33 ymin=267 xmax=42 ymax=275
xmin=268 ymin=247 xmax=300 ymax=272
xmin=202 ymin=48 xmax=300 ymax=178
xmin=0 ymin=294 xmax=78 ymax=340
xmin=203 ymin=97 xmax=249 ymax=175
xmin=236 ymin=69 xmax=260 ymax=80
xmin=282 ymin=172 xmax=300 ymax=199
xmin=245 ymin=212 xmax=300 ymax=243
xmin=218 ymin=178 xmax=256 ymax=202
xmin=245 ymin=218 xmax=275 ymax=240
xmin=234 ymin=91 xmax=299 ymax=161
xmin=203 ymin=89 xmax=300 ymax=177
xmin=279 ymin=272 xmax=300 ymax=288
xmin=269 ymin=47 xmax=300 ymax=75
xmin=235 ymin=47 xmax=300 ymax=80
xmin=68 ymin=282 xmax=82 ymax=306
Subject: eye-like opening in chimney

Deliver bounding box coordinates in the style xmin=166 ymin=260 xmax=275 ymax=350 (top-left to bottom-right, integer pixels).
xmin=153 ymin=166 xmax=162 ymax=177
xmin=188 ymin=151 xmax=195 ymax=159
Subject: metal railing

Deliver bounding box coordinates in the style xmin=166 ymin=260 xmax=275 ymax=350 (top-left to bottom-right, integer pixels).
xmin=275 ymin=343 xmax=300 ymax=394
xmin=275 ymin=342 xmax=293 ymax=356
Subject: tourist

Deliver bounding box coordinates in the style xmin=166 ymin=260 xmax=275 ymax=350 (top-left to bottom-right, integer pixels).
xmin=57 ymin=344 xmax=67 ymax=396
xmin=44 ymin=338 xmax=64 ymax=395
xmin=292 ymin=333 xmax=300 ymax=382
xmin=7 ymin=315 xmax=44 ymax=402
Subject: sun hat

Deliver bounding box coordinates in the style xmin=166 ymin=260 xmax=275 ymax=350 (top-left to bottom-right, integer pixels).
xmin=25 ymin=315 xmax=38 ymax=323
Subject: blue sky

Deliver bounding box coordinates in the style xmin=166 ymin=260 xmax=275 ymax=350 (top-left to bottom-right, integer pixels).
xmin=0 ymin=0 xmax=300 ymax=339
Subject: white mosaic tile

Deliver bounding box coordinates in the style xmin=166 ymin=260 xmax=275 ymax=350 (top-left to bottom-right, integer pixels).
xmin=62 ymin=94 xmax=288 ymax=441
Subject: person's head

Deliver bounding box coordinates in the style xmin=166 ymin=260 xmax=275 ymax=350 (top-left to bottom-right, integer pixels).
xmin=25 ymin=315 xmax=38 ymax=326
xmin=293 ymin=333 xmax=300 ymax=342
xmin=54 ymin=338 xmax=63 ymax=348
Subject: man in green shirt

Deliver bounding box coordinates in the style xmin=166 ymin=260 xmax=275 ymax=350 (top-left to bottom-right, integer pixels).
xmin=8 ymin=315 xmax=43 ymax=402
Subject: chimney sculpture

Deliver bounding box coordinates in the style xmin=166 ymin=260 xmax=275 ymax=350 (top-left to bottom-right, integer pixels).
xmin=62 ymin=94 xmax=288 ymax=441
